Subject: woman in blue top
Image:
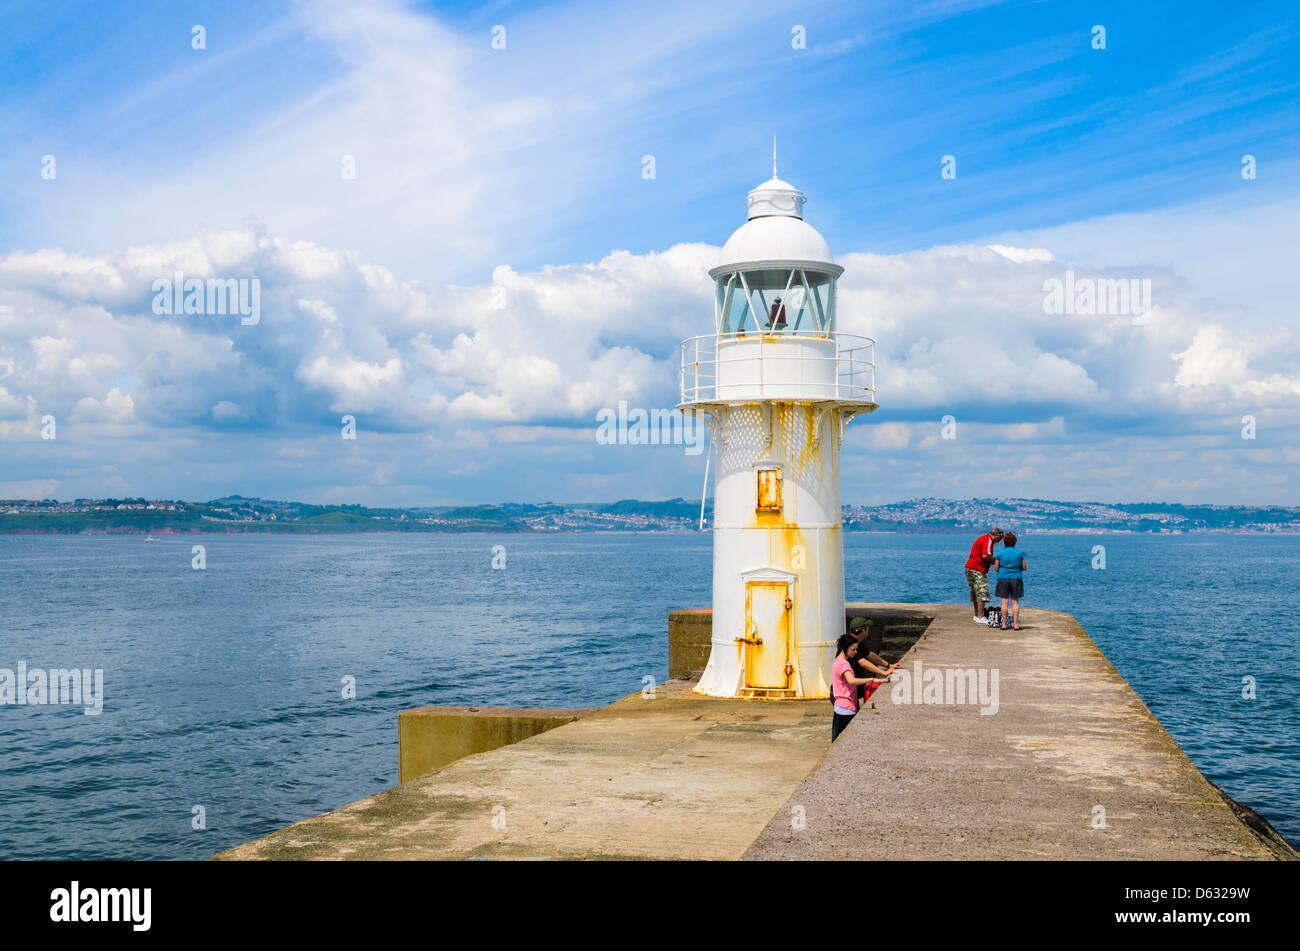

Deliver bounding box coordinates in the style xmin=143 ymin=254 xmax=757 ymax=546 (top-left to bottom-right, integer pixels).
xmin=993 ymin=532 xmax=1027 ymax=630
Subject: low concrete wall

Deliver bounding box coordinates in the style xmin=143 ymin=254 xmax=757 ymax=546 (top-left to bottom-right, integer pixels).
xmin=398 ymin=706 xmax=597 ymax=784
xmin=667 ymin=604 xmax=935 ymax=680
xmin=844 ymin=603 xmax=935 ymax=661
xmin=667 ymin=609 xmax=713 ymax=679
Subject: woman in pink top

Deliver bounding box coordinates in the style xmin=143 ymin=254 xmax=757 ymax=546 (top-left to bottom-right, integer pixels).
xmin=831 ymin=634 xmax=884 ymax=741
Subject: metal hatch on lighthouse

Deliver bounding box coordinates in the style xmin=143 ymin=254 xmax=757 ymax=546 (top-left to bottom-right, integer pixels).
xmin=678 ymin=154 xmax=878 ymax=699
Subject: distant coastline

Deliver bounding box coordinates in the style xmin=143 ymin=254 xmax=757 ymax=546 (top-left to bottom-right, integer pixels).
xmin=3 ymin=496 xmax=1299 ymax=536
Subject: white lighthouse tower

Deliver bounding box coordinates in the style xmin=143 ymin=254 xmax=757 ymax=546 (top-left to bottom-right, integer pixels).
xmin=679 ymin=157 xmax=877 ymax=699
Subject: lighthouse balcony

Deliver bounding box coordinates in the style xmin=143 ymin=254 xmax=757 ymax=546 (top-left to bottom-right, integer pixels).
xmin=678 ymin=331 xmax=876 ymax=406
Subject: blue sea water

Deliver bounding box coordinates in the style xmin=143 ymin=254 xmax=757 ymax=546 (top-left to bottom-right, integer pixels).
xmin=0 ymin=532 xmax=1295 ymax=859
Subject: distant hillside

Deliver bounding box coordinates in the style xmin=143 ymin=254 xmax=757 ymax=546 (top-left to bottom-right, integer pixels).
xmin=2 ymin=496 xmax=1298 ymax=535
xmin=0 ymin=497 xmax=706 ymax=534
xmin=842 ymin=498 xmax=1300 ymax=534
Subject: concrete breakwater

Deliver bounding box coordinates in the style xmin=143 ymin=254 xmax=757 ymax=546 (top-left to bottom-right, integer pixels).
xmin=746 ymin=604 xmax=1295 ymax=861
xmin=215 ymin=604 xmax=1295 ymax=861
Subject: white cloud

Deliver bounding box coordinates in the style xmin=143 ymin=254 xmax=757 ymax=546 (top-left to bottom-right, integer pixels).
xmin=1173 ymin=325 xmax=1300 ymax=399
xmin=5 ymin=227 xmax=1298 ymax=439
xmin=71 ymin=388 xmax=135 ymax=424
xmin=858 ymin=422 xmax=912 ymax=451
xmin=987 ymin=244 xmax=1054 ymax=263
xmin=3 ymin=221 xmax=1299 ymax=504
xmin=0 ymin=480 xmax=62 ymax=500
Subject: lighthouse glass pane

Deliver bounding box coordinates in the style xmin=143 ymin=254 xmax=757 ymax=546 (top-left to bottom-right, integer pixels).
xmin=785 ymin=274 xmax=814 ymax=331
xmin=744 ymin=268 xmax=795 ymax=332
xmin=722 ymin=277 xmax=757 ymax=334
xmin=800 ymin=271 xmax=835 ymax=333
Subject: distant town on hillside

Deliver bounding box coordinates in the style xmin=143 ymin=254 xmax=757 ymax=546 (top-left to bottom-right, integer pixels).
xmin=2 ymin=496 xmax=1298 ymax=535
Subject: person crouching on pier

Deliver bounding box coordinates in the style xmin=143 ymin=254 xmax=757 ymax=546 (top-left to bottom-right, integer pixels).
xmin=832 ymin=634 xmax=887 ymax=742
xmin=847 ymin=617 xmax=899 ymax=703
xmin=993 ymin=532 xmax=1027 ymax=631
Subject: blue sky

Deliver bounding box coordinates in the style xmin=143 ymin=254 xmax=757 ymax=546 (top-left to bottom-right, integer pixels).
xmin=2 ymin=0 xmax=1299 ymax=506
xmin=5 ymin=0 xmax=1298 ymax=275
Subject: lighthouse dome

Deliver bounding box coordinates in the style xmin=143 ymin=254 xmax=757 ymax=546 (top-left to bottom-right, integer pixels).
xmin=716 ymin=215 xmax=835 ymax=271
xmin=713 ymin=175 xmax=839 ymax=274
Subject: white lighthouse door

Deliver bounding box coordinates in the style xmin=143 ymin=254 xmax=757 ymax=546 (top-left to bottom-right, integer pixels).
xmin=744 ymin=581 xmax=792 ymax=690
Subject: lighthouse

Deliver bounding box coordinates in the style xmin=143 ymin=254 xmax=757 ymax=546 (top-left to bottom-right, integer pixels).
xmin=678 ymin=158 xmax=877 ymax=699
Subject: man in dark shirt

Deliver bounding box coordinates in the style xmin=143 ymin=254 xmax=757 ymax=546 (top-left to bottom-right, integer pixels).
xmin=846 ymin=617 xmax=898 ymax=701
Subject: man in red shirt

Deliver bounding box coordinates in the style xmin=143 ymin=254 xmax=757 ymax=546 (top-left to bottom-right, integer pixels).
xmin=964 ymin=527 xmax=1004 ymax=622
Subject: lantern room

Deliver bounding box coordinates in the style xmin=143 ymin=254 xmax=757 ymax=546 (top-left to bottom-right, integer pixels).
xmin=708 ymin=175 xmax=844 ymax=338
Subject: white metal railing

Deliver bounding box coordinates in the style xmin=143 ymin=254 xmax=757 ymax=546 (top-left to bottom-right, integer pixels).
xmin=678 ymin=331 xmax=876 ymax=405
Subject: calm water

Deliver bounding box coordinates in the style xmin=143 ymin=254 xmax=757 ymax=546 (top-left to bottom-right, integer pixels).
xmin=0 ymin=532 xmax=1296 ymax=858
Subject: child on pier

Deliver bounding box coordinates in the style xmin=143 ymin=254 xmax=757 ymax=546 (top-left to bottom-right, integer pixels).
xmin=831 ymin=634 xmax=889 ymax=742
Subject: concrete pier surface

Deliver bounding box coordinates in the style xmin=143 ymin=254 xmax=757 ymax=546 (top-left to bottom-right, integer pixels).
xmin=746 ymin=604 xmax=1295 ymax=861
xmin=216 ymin=603 xmax=1294 ymax=861
xmin=215 ymin=682 xmax=832 ymax=860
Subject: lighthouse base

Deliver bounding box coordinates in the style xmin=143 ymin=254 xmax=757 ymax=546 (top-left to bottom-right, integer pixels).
xmin=736 ymin=686 xmax=799 ymax=700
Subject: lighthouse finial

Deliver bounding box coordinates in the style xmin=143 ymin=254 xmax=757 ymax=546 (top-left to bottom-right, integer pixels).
xmin=772 ymin=135 xmax=778 ymax=178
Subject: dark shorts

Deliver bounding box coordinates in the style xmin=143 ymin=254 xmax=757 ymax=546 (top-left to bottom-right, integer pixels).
xmin=995 ymin=578 xmax=1024 ymax=600
xmin=831 ymin=711 xmax=855 ymax=742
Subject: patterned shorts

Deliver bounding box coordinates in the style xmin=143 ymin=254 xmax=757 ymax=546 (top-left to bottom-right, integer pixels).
xmin=965 ymin=567 xmax=990 ymax=603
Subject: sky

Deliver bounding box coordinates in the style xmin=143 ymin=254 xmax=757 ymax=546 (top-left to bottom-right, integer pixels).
xmin=1 ymin=0 xmax=1298 ymax=506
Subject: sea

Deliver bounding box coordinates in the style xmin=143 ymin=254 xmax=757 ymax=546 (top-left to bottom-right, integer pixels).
xmin=1 ymin=532 xmax=1296 ymax=859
